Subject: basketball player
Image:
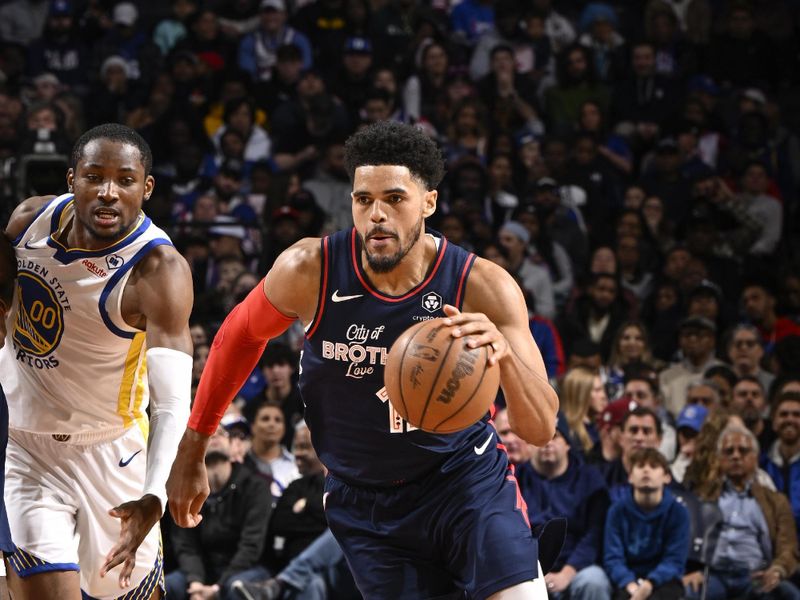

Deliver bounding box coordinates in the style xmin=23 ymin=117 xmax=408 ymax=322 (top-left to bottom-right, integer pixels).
xmin=1 ymin=124 xmax=193 ymax=599
xmin=168 ymin=121 xmax=558 ymax=599
xmin=0 ymin=233 xmax=18 ymax=598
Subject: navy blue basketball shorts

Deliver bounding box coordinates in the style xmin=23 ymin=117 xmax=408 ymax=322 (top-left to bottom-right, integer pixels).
xmin=324 ymin=442 xmax=539 ymax=599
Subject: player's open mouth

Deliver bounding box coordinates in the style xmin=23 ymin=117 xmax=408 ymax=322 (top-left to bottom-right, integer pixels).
xmin=93 ymin=208 xmax=119 ymax=226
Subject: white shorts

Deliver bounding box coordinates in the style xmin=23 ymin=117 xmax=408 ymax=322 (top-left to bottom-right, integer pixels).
xmin=5 ymin=426 xmax=162 ymax=599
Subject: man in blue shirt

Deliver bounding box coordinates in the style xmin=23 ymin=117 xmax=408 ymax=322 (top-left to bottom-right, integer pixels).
xmin=519 ymin=414 xmax=611 ymax=599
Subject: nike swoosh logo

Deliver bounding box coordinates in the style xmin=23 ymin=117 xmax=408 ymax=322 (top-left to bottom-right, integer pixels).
xmin=331 ymin=290 xmax=363 ymax=303
xmin=118 ymin=449 xmax=142 ymax=467
xmin=23 ymin=241 xmax=37 ymax=250
xmin=474 ymin=432 xmax=494 ymax=455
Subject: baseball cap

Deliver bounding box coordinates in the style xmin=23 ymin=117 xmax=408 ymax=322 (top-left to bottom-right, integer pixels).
xmin=679 ymin=315 xmax=716 ymax=334
xmin=34 ymin=73 xmax=60 ymax=87
xmin=221 ymin=414 xmax=252 ymax=438
xmin=535 ymin=177 xmax=558 ymax=191
xmin=260 ymin=0 xmax=286 ymax=10
xmin=655 ymin=137 xmax=679 ymax=154
xmin=598 ymin=397 xmax=639 ymax=430
xmin=741 ymin=87 xmax=767 ymax=106
xmin=688 ymin=279 xmax=722 ymax=302
xmin=344 ymin=37 xmax=372 ymax=55
xmin=272 ymin=205 xmax=300 ymax=222
xmin=688 ymin=74 xmax=719 ymax=97
xmin=219 ymin=158 xmax=244 ymax=180
xmin=100 ymin=55 xmax=130 ymax=78
xmin=112 ymin=2 xmax=138 ymax=26
xmin=49 ymin=0 xmax=72 ymax=16
xmin=676 ymin=404 xmax=708 ymax=434
xmin=209 ymin=216 xmax=247 ymax=240
xmin=499 ymin=221 xmax=530 ymax=245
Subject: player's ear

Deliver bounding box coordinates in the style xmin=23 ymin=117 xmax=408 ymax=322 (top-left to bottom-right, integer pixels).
xmin=66 ymin=168 xmax=74 ymax=192
xmin=422 ymin=190 xmax=437 ymax=219
xmin=143 ymin=175 xmax=155 ymax=201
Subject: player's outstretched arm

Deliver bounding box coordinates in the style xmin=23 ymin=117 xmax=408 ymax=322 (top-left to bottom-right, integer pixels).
xmin=449 ymin=257 xmax=558 ymax=446
xmin=167 ymin=237 xmax=321 ymax=528
xmin=101 ymin=244 xmax=194 ymax=588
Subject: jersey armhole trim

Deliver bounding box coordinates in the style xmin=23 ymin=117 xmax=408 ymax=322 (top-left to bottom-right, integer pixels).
xmin=11 ymin=195 xmax=63 ymax=246
xmin=99 ymin=238 xmax=173 ymax=339
xmin=305 ymin=235 xmax=329 ymax=340
xmin=455 ymin=253 xmax=477 ymax=310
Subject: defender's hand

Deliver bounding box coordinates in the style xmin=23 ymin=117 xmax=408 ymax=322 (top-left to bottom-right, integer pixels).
xmin=443 ymin=304 xmax=508 ymax=365
xmin=100 ymin=494 xmax=161 ymax=588
xmin=166 ymin=431 xmax=210 ymax=528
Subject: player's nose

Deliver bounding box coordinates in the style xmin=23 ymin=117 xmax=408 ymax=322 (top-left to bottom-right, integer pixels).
xmin=98 ymin=180 xmax=120 ymax=201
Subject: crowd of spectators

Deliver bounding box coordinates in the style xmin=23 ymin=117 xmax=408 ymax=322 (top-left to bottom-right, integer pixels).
xmin=3 ymin=0 xmax=800 ymax=597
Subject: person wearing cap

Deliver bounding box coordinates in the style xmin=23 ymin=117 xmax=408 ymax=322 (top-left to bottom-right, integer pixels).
xmin=92 ymin=2 xmax=160 ymax=83
xmin=498 ymin=220 xmax=556 ymax=320
xmin=449 ymin=0 xmax=494 ymax=46
xmin=659 ymin=316 xmax=723 ymax=418
xmin=670 ymin=404 xmax=708 ymax=484
xmin=237 ymin=0 xmax=312 ymax=82
xmin=517 ymin=413 xmax=612 ymax=600
xmin=588 ymin=396 xmax=632 ymax=468
xmin=328 ymin=36 xmax=375 ymax=123
xmin=167 ymin=423 xmax=272 ymax=599
xmin=762 ymin=391 xmax=800 ymax=540
xmin=686 ymin=279 xmax=725 ymax=330
xmin=577 ymin=3 xmax=625 ymax=84
xmin=726 ymin=324 xmax=775 ymax=395
xmin=222 ymin=415 xmax=253 ymax=463
xmin=28 ymin=0 xmax=89 ymax=90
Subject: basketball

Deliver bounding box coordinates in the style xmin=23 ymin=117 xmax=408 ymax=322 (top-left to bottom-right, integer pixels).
xmin=384 ymin=318 xmax=501 ymax=433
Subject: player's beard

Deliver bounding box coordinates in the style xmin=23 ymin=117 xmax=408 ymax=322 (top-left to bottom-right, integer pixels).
xmin=363 ymin=215 xmax=423 ymax=274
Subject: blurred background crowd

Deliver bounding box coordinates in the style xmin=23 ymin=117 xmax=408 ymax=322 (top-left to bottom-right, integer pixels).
xmin=2 ymin=0 xmax=800 ymax=598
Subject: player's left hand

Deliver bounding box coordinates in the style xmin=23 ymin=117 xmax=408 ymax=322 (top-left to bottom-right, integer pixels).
xmin=443 ymin=304 xmax=508 ymax=365
xmin=100 ymin=494 xmax=162 ymax=588
xmin=544 ymin=565 xmax=575 ymax=593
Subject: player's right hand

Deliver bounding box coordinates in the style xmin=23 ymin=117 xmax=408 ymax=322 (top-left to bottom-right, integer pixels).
xmin=166 ymin=431 xmax=211 ymax=528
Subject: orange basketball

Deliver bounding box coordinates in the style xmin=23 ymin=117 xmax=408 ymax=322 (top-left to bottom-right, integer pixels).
xmin=384 ymin=318 xmax=501 ymax=433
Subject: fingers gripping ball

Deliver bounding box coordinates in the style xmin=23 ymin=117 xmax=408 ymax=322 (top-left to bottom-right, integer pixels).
xmin=385 ymin=318 xmax=500 ymax=433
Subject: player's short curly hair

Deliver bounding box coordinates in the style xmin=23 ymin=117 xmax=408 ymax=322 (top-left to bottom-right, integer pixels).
xmin=344 ymin=121 xmax=444 ymax=190
xmin=71 ymin=123 xmax=153 ymax=177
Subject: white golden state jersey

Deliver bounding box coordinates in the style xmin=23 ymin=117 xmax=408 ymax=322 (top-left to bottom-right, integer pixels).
xmin=0 ymin=194 xmax=174 ymax=435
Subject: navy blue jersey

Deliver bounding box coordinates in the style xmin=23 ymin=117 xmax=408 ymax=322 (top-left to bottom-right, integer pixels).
xmin=299 ymin=228 xmax=495 ymax=487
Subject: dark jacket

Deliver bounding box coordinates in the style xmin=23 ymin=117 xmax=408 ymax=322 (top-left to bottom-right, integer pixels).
xmin=518 ymin=460 xmax=609 ymax=572
xmin=604 ymin=487 xmax=689 ymax=588
xmin=265 ymin=472 xmax=327 ymax=571
xmin=172 ymin=462 xmax=272 ymax=587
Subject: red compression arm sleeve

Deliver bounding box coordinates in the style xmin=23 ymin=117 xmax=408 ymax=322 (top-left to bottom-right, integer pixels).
xmin=188 ymin=280 xmax=295 ymax=435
